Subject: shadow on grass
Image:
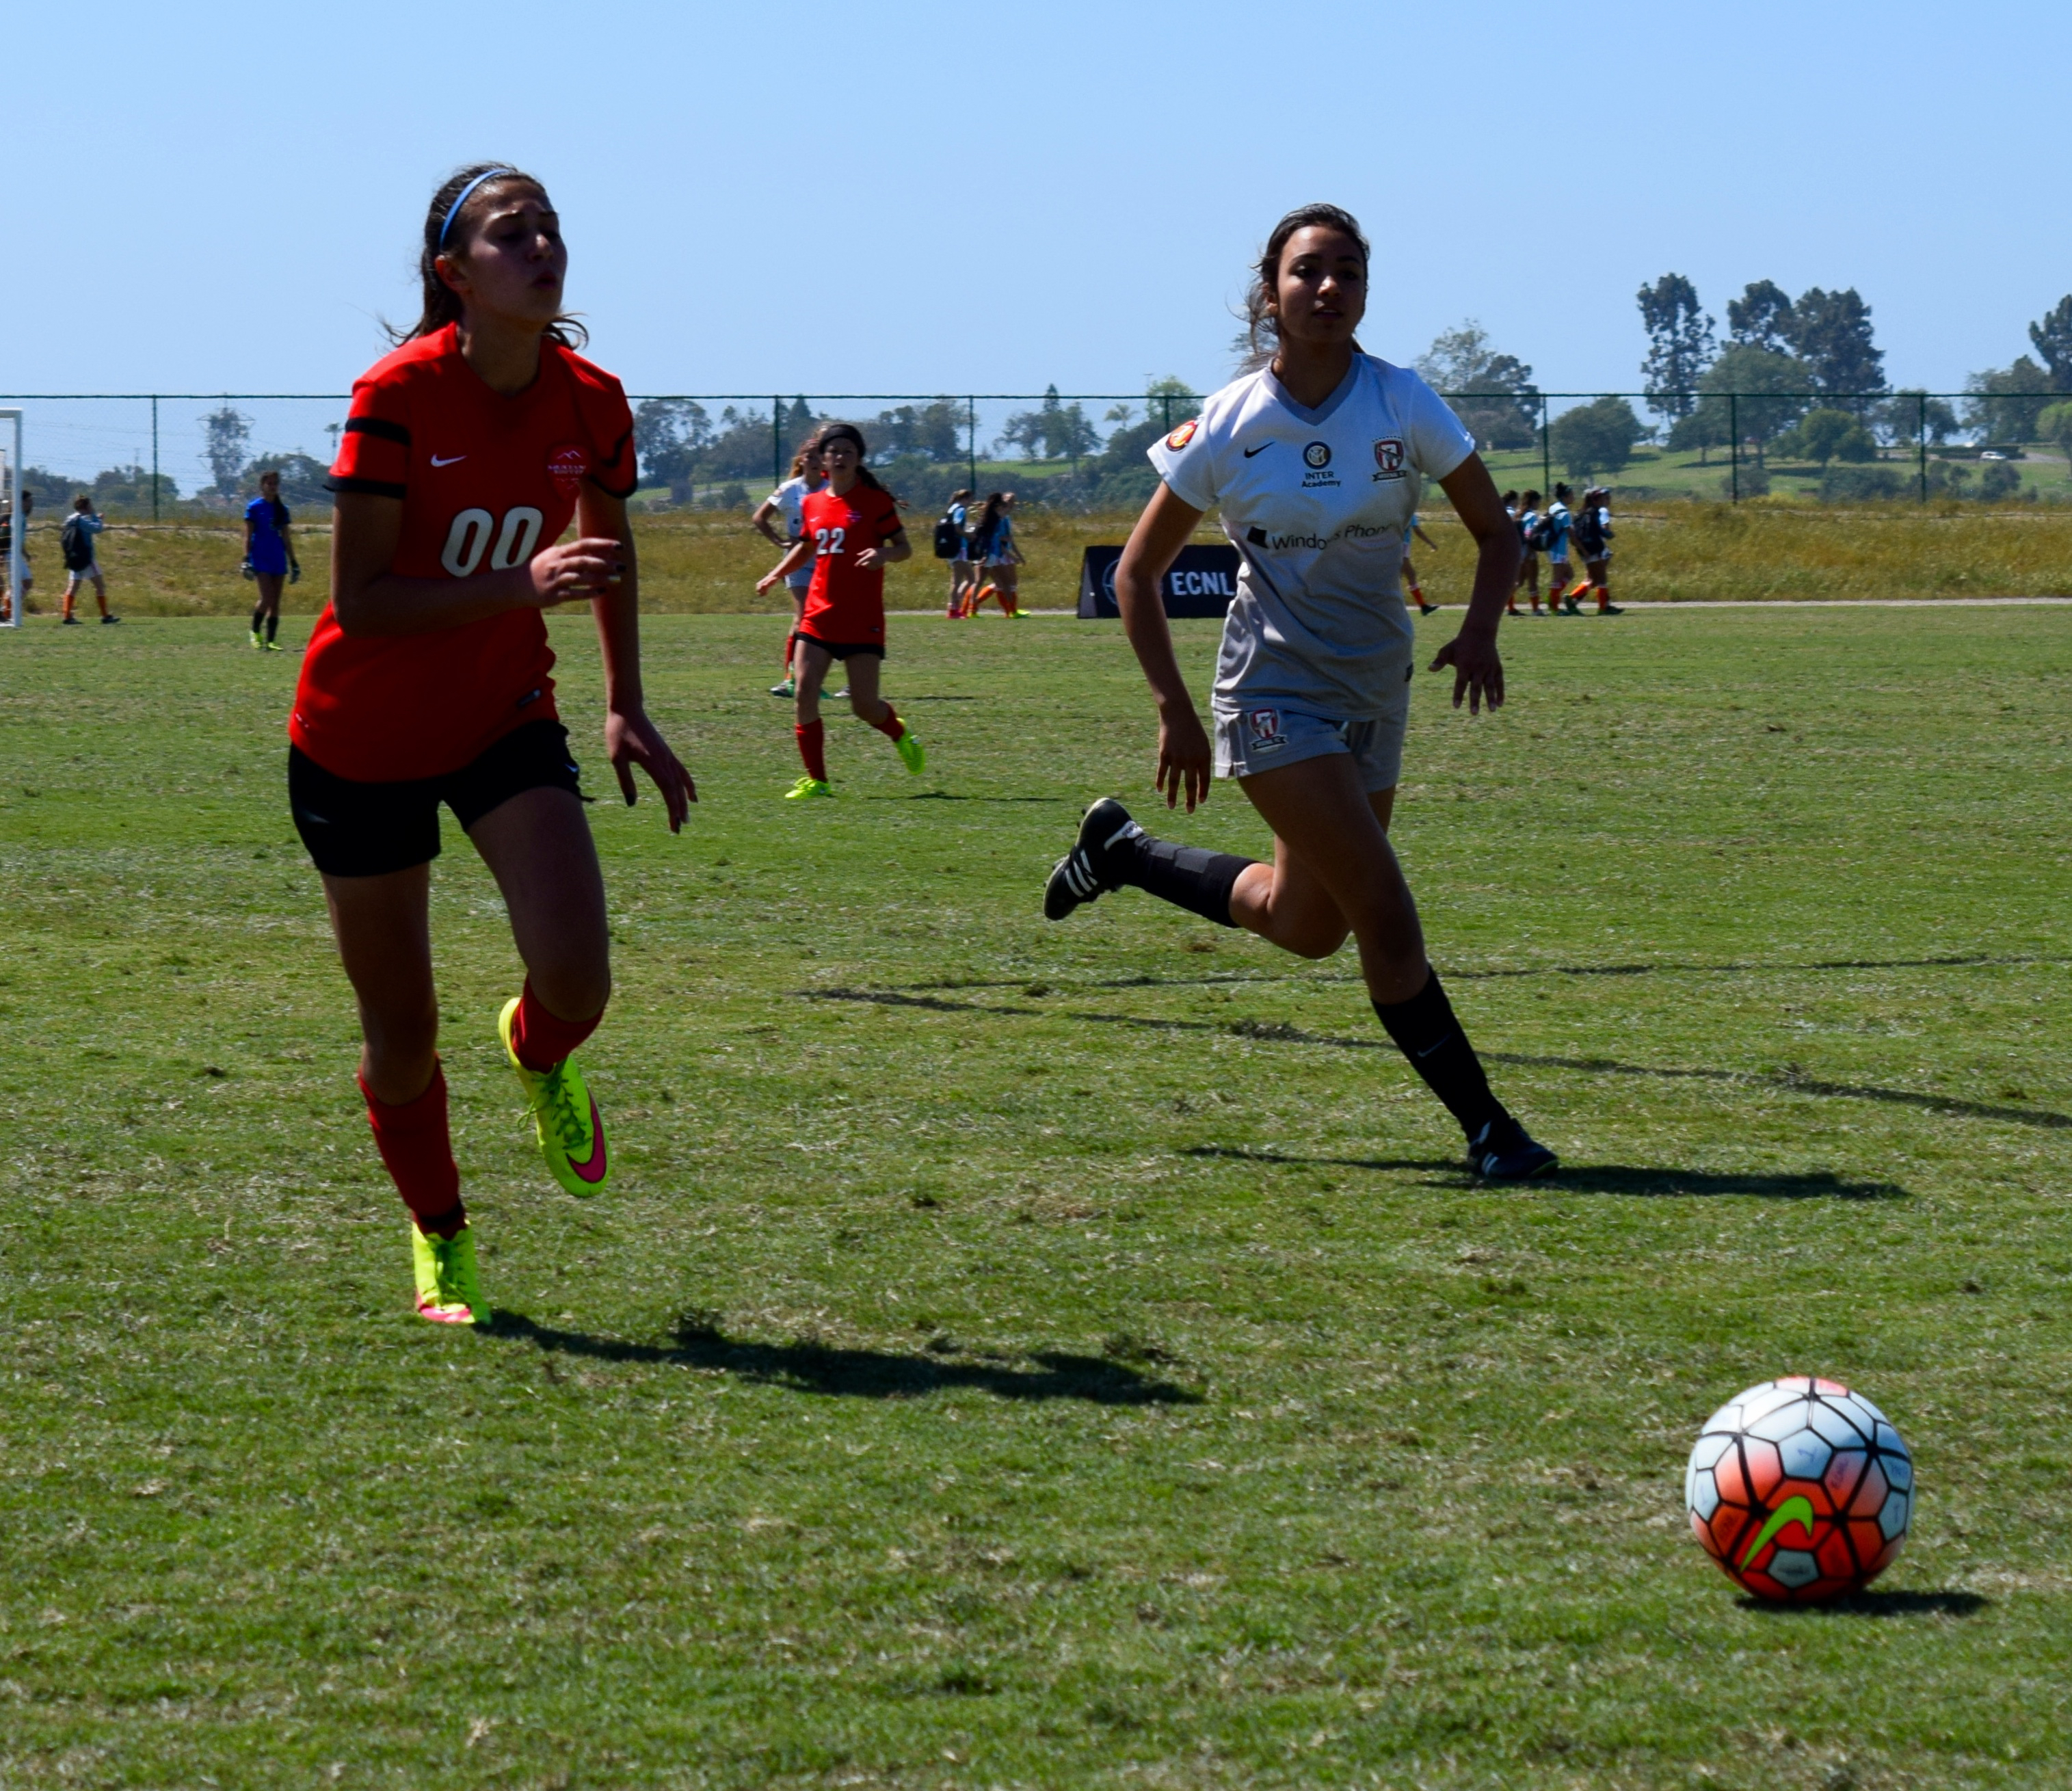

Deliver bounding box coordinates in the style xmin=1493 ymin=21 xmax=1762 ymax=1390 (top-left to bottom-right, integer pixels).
xmin=1738 ymin=1589 xmax=1989 ymax=1618
xmin=801 ymin=987 xmax=2071 ymax=1132
xmin=485 ymin=1311 xmax=1201 ymax=1405
xmin=1180 ymin=1145 xmax=1905 ymax=1200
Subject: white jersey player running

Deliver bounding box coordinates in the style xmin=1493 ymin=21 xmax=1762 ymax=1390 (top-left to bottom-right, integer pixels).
xmin=1043 ymin=202 xmax=1554 ymax=1180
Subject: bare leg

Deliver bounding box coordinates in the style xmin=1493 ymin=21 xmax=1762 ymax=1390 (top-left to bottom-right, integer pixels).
xmin=466 ymin=786 xmax=611 ymax=1022
xmin=793 ymin=637 xmax=833 ymax=729
xmin=321 ymin=864 xmax=439 ymax=1104
xmin=842 ymin=651 xmax=890 ymax=727
xmin=1234 ymin=758 xmax=1426 ymax=1004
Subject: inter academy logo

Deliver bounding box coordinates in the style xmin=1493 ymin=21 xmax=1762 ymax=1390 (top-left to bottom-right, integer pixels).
xmin=547 ymin=443 xmax=588 ymax=495
xmin=1165 ymin=419 xmax=1199 ymax=451
xmin=1303 ymin=441 xmax=1331 ymax=468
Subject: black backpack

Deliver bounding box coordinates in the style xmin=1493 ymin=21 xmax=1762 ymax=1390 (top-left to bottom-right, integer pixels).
xmin=60 ymin=515 xmax=95 ymax=570
xmin=931 ymin=512 xmax=964 ymax=559
xmin=1573 ymin=507 xmax=1607 ymax=557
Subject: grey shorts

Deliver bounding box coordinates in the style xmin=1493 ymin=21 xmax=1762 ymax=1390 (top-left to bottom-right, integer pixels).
xmin=1212 ymin=682 xmax=1409 ymax=792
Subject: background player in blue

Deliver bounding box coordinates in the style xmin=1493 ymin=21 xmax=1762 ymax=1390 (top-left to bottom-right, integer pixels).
xmin=242 ymin=469 xmax=299 ymax=650
xmin=1043 ymin=202 xmax=1554 ymax=1180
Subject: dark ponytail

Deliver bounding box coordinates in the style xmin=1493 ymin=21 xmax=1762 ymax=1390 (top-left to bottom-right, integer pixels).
xmin=394 ymin=162 xmax=587 ymax=348
xmin=1243 ymin=202 xmax=1371 ymax=360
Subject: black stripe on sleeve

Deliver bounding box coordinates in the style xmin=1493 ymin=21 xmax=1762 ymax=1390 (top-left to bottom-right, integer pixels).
xmin=589 ymin=426 xmax=638 ymax=498
xmin=591 ymin=470 xmax=640 ymax=500
xmin=326 ymin=475 xmax=408 ymax=499
xmin=343 ymin=416 xmax=411 ymax=447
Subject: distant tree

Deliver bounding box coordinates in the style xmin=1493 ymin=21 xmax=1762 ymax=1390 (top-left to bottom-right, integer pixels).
xmin=1964 ymin=357 xmax=2055 ymax=442
xmin=237 ymin=451 xmax=331 ymax=507
xmin=1415 ymin=321 xmax=1539 ymax=449
xmin=1684 ymin=345 xmax=1810 ymax=464
xmin=1548 ymin=397 xmax=1645 ymax=479
xmin=2036 ymin=401 xmax=2072 ymax=474
xmin=874 ymin=399 xmax=964 ymax=462
xmin=201 ymin=406 xmax=252 ymax=496
xmin=1789 ymin=287 xmax=1885 ymax=407
xmin=633 ymin=398 xmax=712 ymax=486
xmin=2028 ymin=295 xmax=2072 ymax=384
xmin=998 ymin=386 xmax=1103 ymax=468
xmin=88 ymin=464 xmax=181 ymax=510
xmin=1978 ymin=459 xmax=2023 ymax=500
xmin=1636 ymin=273 xmax=1714 ymax=425
xmin=1878 ymin=390 xmax=1960 ymax=447
xmin=1726 ymin=280 xmax=1796 ymax=354
xmin=1782 ymin=408 xmax=1879 ymax=467
xmin=1143 ymin=376 xmax=1199 ymax=435
xmin=1103 ymin=402 xmax=1136 ymax=428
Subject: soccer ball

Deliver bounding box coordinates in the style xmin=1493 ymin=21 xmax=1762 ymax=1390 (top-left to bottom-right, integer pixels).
xmin=1684 ymin=1376 xmax=1913 ymax=1604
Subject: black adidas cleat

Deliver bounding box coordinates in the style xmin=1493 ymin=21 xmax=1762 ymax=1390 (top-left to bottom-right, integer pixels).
xmin=1044 ymin=797 xmax=1141 ymax=921
xmin=1467 ymin=1116 xmax=1558 ymax=1181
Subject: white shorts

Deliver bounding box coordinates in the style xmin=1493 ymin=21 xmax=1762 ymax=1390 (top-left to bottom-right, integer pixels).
xmin=64 ymin=562 xmax=103 ymax=583
xmin=785 ymin=563 xmax=813 ymax=594
xmin=1212 ymin=680 xmax=1410 ymax=791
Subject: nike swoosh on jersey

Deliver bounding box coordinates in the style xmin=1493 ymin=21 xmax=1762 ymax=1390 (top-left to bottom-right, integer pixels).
xmin=1243 ymin=443 xmax=1274 ymax=458
xmin=430 ymin=454 xmax=466 ymax=468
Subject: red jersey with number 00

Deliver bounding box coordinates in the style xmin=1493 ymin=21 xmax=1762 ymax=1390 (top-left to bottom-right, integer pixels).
xmin=797 ymin=482 xmax=903 ymax=646
xmin=289 ymin=325 xmax=637 ymax=782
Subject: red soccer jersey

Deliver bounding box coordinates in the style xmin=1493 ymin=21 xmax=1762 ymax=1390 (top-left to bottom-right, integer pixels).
xmin=797 ymin=482 xmax=903 ymax=646
xmin=290 ymin=325 xmax=637 ymax=783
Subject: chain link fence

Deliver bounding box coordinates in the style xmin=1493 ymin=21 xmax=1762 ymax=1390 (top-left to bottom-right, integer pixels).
xmin=2 ymin=387 xmax=2067 ymax=522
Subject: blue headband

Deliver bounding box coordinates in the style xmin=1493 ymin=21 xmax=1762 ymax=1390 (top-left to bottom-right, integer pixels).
xmin=438 ymin=168 xmax=518 ymax=247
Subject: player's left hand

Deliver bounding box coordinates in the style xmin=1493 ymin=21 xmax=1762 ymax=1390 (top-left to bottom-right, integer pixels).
xmin=606 ymin=706 xmax=696 ymax=832
xmin=1429 ymin=627 xmax=1505 ymax=714
xmin=855 ymin=546 xmax=883 ymax=571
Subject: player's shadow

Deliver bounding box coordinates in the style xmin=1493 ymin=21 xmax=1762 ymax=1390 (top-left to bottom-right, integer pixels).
xmin=484 ymin=1310 xmax=1201 ymax=1406
xmin=802 ymin=988 xmax=2071 ymax=1133
xmin=1738 ymin=1589 xmax=1989 ymax=1618
xmin=1181 ymin=1145 xmax=1907 ymax=1200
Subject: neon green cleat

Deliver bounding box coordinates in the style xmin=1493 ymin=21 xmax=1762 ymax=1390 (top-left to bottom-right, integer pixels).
xmin=249 ymin=630 xmax=263 ymax=650
xmin=412 ymin=1223 xmax=489 ymax=1325
xmin=893 ymin=727 xmax=927 ymax=775
xmin=498 ymin=996 xmax=611 ymax=1197
xmin=784 ymin=775 xmax=834 ymax=800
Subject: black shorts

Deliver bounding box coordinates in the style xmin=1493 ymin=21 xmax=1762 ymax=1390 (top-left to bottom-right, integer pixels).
xmin=793 ymin=631 xmax=884 ymax=662
xmin=289 ymin=719 xmax=583 ymax=879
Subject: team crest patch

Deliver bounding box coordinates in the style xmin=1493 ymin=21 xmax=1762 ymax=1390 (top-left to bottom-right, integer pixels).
xmin=1372 ymin=437 xmax=1405 ymax=475
xmin=1246 ymin=708 xmax=1288 ymax=752
xmin=547 ymin=442 xmax=589 ymax=496
xmin=1303 ymin=441 xmax=1331 ymax=469
xmin=1165 ymin=419 xmax=1199 ymax=451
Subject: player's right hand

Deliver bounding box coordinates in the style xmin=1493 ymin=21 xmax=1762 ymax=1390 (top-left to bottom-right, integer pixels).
xmin=526 ymin=537 xmax=624 ymax=606
xmin=1155 ymin=706 xmax=1213 ymax=813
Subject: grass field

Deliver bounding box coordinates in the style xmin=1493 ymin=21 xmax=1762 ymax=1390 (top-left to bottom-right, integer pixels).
xmin=3 ymin=608 xmax=2071 ymax=1788
xmin=14 ymin=501 xmax=2072 ymax=622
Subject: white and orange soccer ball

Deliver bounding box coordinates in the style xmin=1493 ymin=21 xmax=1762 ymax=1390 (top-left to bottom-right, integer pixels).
xmin=1685 ymin=1377 xmax=1913 ymax=1604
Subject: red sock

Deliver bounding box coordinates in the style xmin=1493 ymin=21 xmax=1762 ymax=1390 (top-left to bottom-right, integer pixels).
xmin=510 ymin=976 xmax=602 ymax=1074
xmin=360 ymin=1062 xmax=463 ymax=1236
xmin=868 ymin=702 xmax=905 ymax=741
xmin=796 ymin=718 xmax=827 ymax=782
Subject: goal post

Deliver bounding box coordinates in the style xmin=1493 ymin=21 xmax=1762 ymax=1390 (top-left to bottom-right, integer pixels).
xmin=1 ymin=410 xmax=21 ymax=628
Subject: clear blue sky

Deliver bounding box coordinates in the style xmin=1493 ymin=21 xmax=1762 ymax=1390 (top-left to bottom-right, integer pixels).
xmin=12 ymin=0 xmax=2067 ymax=401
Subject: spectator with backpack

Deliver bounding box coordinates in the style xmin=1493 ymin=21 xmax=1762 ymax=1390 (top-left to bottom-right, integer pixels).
xmin=1513 ymin=488 xmax=1543 ymax=615
xmin=967 ymin=491 xmax=1025 ymax=618
xmin=1574 ymin=487 xmax=1621 ymax=615
xmin=59 ymin=495 xmax=116 ymax=626
xmin=1543 ymin=483 xmax=1579 ymax=615
xmin=935 ymin=487 xmax=976 ymax=618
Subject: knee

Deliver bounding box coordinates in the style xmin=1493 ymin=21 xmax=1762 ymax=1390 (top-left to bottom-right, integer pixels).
xmin=1284 ymin=920 xmax=1351 ymax=961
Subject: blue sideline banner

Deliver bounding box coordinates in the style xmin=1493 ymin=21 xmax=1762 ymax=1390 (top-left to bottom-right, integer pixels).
xmin=1076 ymin=544 xmax=1240 ymax=619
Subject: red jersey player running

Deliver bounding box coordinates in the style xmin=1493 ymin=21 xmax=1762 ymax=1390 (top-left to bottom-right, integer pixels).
xmin=291 ymin=163 xmax=695 ymax=1326
xmin=755 ymin=421 xmax=925 ymax=797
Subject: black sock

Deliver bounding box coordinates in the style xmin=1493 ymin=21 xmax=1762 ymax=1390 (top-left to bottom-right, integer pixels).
xmin=1115 ymin=832 xmax=1253 ymax=927
xmin=265 ymin=611 xmax=279 ymax=643
xmin=251 ymin=602 xmax=266 ymax=633
xmin=1372 ymin=970 xmax=1507 ymax=1141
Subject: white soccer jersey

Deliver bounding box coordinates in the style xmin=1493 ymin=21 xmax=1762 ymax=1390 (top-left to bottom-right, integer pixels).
xmin=768 ymin=475 xmax=821 ymax=542
xmin=1148 ymin=355 xmax=1474 ymax=718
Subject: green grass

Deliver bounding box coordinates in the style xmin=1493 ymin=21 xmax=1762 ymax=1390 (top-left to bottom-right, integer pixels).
xmin=1484 ymin=440 xmax=2072 ymax=505
xmin=3 ymin=609 xmax=2071 ymax=1788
